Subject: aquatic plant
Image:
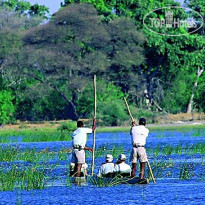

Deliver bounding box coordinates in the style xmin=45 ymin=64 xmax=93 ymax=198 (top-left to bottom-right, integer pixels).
xmin=0 ymin=164 xmax=48 ymax=191
xmin=145 ymin=159 xmax=174 ymax=180
xmin=88 ymin=175 xmax=129 ymax=187
xmin=174 ymin=145 xmax=183 ymax=155
xmin=162 ymin=145 xmax=174 ymax=156
xmin=179 ymin=162 xmax=195 ymax=180
xmin=0 ymin=145 xmax=19 ymax=162
xmin=0 ymin=127 xmax=72 ymax=143
xmin=153 ymin=145 xmax=160 ymax=157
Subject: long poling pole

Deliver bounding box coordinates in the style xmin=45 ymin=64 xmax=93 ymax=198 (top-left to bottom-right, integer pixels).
xmin=123 ymin=97 xmax=156 ymax=183
xmin=91 ymin=75 xmax=97 ymax=176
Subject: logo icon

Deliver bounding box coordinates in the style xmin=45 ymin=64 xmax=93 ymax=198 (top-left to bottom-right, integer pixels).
xmin=143 ymin=6 xmax=204 ymax=36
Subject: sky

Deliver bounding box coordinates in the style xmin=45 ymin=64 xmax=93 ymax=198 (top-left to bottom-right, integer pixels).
xmin=25 ymin=0 xmax=186 ymax=16
xmin=25 ymin=0 xmax=64 ymax=15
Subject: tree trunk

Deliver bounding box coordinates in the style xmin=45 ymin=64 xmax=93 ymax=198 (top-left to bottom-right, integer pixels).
xmin=187 ymin=68 xmax=204 ymax=114
xmin=144 ymin=89 xmax=151 ymax=110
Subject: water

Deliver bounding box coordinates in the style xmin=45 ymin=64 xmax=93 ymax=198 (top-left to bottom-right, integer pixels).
xmin=0 ymin=128 xmax=205 ymax=204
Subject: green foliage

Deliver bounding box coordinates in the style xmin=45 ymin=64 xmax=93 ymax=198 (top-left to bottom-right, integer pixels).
xmin=129 ymin=107 xmax=156 ymax=124
xmin=57 ymin=121 xmax=76 ymax=140
xmin=0 ymin=1 xmax=204 ymax=123
xmin=179 ymin=162 xmax=195 ymax=180
xmin=162 ymin=71 xmax=194 ymax=113
xmin=76 ymin=80 xmax=127 ymax=126
xmin=0 ymin=90 xmax=15 ymax=124
xmin=1 ymin=0 xmax=49 ymax=17
xmin=0 ymin=164 xmax=47 ymax=191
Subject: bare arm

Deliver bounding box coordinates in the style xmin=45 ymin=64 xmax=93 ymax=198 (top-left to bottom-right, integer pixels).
xmin=84 ymin=146 xmax=93 ymax=152
xmin=92 ymin=118 xmax=97 ymax=131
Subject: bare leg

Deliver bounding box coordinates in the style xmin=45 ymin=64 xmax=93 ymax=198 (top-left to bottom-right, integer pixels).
xmin=73 ymin=163 xmax=78 ymax=177
xmin=139 ymin=162 xmax=145 ymax=179
xmin=76 ymin=164 xmax=82 ymax=177
xmin=131 ymin=163 xmax=137 ymax=177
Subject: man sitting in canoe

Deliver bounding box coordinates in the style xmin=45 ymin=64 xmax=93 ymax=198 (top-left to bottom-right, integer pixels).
xmin=114 ymin=154 xmax=131 ymax=177
xmin=71 ymin=119 xmax=96 ymax=177
xmin=97 ymin=154 xmax=115 ymax=178
xmin=130 ymin=118 xmax=149 ymax=179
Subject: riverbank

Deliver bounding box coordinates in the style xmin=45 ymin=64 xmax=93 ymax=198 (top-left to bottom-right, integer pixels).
xmin=0 ymin=119 xmax=204 ymax=141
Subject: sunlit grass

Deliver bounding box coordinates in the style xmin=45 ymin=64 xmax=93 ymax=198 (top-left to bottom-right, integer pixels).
xmin=0 ymin=127 xmax=72 ymax=143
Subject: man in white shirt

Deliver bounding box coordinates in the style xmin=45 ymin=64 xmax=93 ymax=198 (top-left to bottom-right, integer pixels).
xmin=130 ymin=118 xmax=149 ymax=179
xmin=114 ymin=154 xmax=131 ymax=177
xmin=97 ymin=154 xmax=115 ymax=178
xmin=71 ymin=119 xmax=96 ymax=177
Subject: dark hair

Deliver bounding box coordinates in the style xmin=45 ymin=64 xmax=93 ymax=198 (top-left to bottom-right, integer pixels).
xmin=139 ymin=118 xmax=146 ymax=126
xmin=77 ymin=121 xmax=84 ymax=127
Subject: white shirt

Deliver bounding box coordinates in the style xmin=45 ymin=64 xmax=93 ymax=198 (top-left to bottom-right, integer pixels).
xmin=130 ymin=125 xmax=149 ymax=146
xmin=72 ymin=127 xmax=92 ymax=148
xmin=97 ymin=163 xmax=115 ymax=177
xmin=114 ymin=162 xmax=131 ymax=174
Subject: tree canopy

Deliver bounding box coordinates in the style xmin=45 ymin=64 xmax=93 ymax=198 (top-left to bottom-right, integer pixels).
xmin=0 ymin=0 xmax=204 ymax=125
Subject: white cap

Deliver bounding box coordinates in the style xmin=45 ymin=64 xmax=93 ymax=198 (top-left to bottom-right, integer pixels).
xmin=118 ymin=154 xmax=126 ymax=161
xmin=106 ymin=154 xmax=113 ymax=162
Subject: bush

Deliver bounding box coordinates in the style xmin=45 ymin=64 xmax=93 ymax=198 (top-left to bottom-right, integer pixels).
xmin=98 ymin=100 xmax=128 ymax=126
xmin=0 ymin=90 xmax=15 ymax=125
xmin=57 ymin=121 xmax=76 ymax=140
xmin=127 ymin=106 xmax=156 ymax=124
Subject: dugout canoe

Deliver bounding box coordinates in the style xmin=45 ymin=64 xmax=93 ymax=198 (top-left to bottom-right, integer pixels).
xmin=70 ymin=177 xmax=87 ymax=185
xmin=120 ymin=177 xmax=149 ymax=184
xmin=70 ymin=176 xmax=149 ymax=185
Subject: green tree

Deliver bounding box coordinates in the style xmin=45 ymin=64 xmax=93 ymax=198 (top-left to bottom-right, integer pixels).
xmin=0 ymin=0 xmax=49 ymax=17
xmin=5 ymin=3 xmax=145 ymax=121
xmin=76 ymin=0 xmax=205 ymax=113
xmin=0 ymin=90 xmax=15 ymax=125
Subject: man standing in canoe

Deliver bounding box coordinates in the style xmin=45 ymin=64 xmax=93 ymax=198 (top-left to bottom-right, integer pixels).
xmin=130 ymin=118 xmax=149 ymax=179
xmin=71 ymin=119 xmax=97 ymax=177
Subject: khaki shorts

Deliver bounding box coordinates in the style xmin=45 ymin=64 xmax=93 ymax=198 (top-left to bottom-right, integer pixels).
xmin=71 ymin=149 xmax=85 ymax=164
xmin=131 ymin=147 xmax=148 ymax=163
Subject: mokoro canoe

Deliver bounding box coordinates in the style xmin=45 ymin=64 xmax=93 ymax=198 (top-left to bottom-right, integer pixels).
xmin=120 ymin=177 xmax=149 ymax=184
xmin=70 ymin=176 xmax=149 ymax=185
xmin=70 ymin=177 xmax=87 ymax=185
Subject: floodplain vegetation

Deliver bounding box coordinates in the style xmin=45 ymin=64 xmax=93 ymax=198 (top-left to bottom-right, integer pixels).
xmin=0 ymin=139 xmax=205 ymax=190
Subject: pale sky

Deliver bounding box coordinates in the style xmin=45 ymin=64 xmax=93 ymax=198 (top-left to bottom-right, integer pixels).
xmin=25 ymin=0 xmax=64 ymax=15
xmin=25 ymin=0 xmax=186 ymax=16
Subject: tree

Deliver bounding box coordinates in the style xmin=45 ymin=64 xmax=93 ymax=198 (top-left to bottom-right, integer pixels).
xmin=5 ymin=3 xmax=145 ymax=121
xmin=0 ymin=0 xmax=49 ymax=17
xmin=71 ymin=0 xmax=205 ymax=113
xmin=0 ymin=90 xmax=15 ymax=125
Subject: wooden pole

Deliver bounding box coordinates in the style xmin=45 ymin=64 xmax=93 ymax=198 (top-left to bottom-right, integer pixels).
xmin=91 ymin=75 xmax=97 ymax=176
xmin=147 ymin=160 xmax=156 ymax=183
xmin=123 ymin=97 xmax=156 ymax=183
xmin=124 ymin=98 xmax=134 ymax=122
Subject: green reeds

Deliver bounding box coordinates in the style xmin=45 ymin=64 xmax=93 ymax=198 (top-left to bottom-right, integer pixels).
xmin=179 ymin=162 xmax=195 ymax=180
xmin=88 ymin=175 xmax=127 ymax=187
xmin=0 ymin=146 xmax=72 ymax=163
xmin=0 ymin=145 xmax=19 ymax=162
xmin=0 ymin=127 xmax=72 ymax=143
xmin=0 ymin=165 xmax=48 ymax=191
xmin=149 ymin=142 xmax=205 ymax=157
xmin=145 ymin=159 xmax=174 ymax=180
xmin=153 ymin=145 xmax=160 ymax=157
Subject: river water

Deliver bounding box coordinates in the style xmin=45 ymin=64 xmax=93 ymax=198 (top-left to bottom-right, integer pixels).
xmin=0 ymin=127 xmax=205 ymax=205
